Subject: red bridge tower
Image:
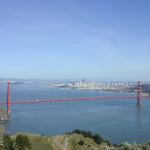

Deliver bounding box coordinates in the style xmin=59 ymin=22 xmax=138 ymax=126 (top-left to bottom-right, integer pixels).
xmin=137 ymin=81 xmax=142 ymax=105
xmin=7 ymin=81 xmax=11 ymax=114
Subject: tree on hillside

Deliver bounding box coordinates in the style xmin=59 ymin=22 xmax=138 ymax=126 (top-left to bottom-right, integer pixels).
xmin=3 ymin=134 xmax=14 ymax=150
xmin=15 ymin=134 xmax=32 ymax=150
xmin=92 ymin=134 xmax=103 ymax=144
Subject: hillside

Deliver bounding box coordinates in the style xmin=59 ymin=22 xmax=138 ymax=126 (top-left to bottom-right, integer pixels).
xmin=25 ymin=133 xmax=114 ymax=150
xmin=16 ymin=133 xmax=150 ymax=150
xmin=1 ymin=129 xmax=150 ymax=150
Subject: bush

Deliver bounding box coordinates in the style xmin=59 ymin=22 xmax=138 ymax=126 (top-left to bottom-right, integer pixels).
xmin=78 ymin=140 xmax=85 ymax=146
xmin=72 ymin=129 xmax=92 ymax=138
xmin=92 ymin=134 xmax=103 ymax=144
xmin=72 ymin=129 xmax=82 ymax=134
xmin=72 ymin=129 xmax=110 ymax=145
xmin=3 ymin=134 xmax=14 ymax=150
xmin=15 ymin=134 xmax=32 ymax=150
xmin=104 ymin=140 xmax=111 ymax=146
xmin=83 ymin=131 xmax=93 ymax=138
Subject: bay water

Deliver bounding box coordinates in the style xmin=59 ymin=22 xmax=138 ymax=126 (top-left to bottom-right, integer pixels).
xmin=0 ymin=82 xmax=150 ymax=143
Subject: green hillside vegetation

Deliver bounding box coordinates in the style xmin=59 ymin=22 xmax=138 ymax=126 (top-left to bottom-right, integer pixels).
xmin=0 ymin=129 xmax=150 ymax=150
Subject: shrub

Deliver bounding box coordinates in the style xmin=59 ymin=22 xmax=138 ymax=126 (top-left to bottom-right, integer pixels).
xmin=104 ymin=140 xmax=111 ymax=146
xmin=72 ymin=129 xmax=110 ymax=145
xmin=15 ymin=134 xmax=32 ymax=150
xmin=92 ymin=134 xmax=103 ymax=144
xmin=72 ymin=129 xmax=92 ymax=138
xmin=3 ymin=134 xmax=14 ymax=150
xmin=78 ymin=140 xmax=85 ymax=146
xmin=72 ymin=129 xmax=82 ymax=134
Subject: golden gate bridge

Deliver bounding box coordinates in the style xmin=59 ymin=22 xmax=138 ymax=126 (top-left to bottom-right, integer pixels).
xmin=0 ymin=81 xmax=150 ymax=115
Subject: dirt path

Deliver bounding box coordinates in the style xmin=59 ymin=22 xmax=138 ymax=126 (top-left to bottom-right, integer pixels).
xmin=63 ymin=137 xmax=68 ymax=150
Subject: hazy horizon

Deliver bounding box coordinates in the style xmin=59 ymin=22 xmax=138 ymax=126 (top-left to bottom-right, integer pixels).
xmin=0 ymin=77 xmax=149 ymax=83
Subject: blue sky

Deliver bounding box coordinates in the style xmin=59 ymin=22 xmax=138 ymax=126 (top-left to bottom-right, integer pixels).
xmin=0 ymin=0 xmax=150 ymax=81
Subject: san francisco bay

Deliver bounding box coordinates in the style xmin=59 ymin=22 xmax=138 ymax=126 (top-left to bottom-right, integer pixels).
xmin=1 ymin=82 xmax=150 ymax=144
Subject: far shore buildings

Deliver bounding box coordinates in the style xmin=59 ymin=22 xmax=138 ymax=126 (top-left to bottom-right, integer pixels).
xmin=49 ymin=80 xmax=135 ymax=92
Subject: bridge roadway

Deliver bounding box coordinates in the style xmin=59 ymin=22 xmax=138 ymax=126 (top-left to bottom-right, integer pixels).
xmin=0 ymin=95 xmax=150 ymax=106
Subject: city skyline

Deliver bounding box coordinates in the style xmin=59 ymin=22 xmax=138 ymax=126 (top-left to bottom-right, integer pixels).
xmin=0 ymin=0 xmax=150 ymax=81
